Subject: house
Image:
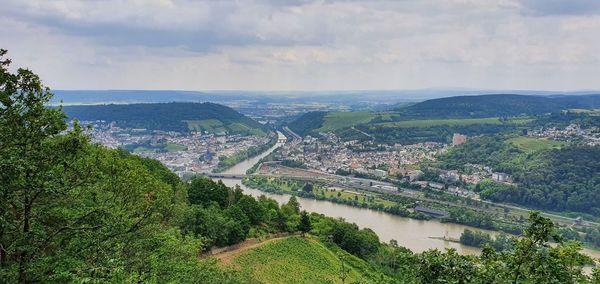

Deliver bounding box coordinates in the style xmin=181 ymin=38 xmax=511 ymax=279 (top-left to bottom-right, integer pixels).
xmin=439 ymin=170 xmax=460 ymax=182
xmin=413 ymin=181 xmax=428 ymax=188
xmin=369 ymin=169 xmax=387 ymax=177
xmin=428 ymin=182 xmax=445 ymax=190
xmin=492 ymin=172 xmax=511 ymax=183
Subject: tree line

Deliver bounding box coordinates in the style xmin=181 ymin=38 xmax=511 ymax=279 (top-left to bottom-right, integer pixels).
xmin=439 ymin=135 xmax=600 ymax=215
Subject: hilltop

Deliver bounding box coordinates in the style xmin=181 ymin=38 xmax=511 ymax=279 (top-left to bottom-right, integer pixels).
xmin=397 ymin=94 xmax=600 ymax=119
xmin=216 ymin=236 xmax=392 ymax=283
xmin=63 ymin=102 xmax=270 ymax=135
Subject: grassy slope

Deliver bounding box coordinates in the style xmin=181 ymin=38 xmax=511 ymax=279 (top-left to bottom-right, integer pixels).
xmin=186 ymin=119 xmax=267 ymax=136
xmin=164 ymin=143 xmax=188 ymax=152
xmin=507 ymin=137 xmax=566 ymax=152
xmin=227 ymin=236 xmax=390 ymax=284
xmin=316 ymin=112 xmax=379 ymax=132
xmin=297 ymin=111 xmax=530 ymax=135
xmin=374 ymin=117 xmax=502 ymax=128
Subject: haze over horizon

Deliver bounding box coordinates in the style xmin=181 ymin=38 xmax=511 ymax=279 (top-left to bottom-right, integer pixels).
xmin=3 ymin=0 xmax=600 ymax=91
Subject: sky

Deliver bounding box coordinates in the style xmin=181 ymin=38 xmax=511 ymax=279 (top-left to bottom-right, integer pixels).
xmin=2 ymin=0 xmax=600 ymax=91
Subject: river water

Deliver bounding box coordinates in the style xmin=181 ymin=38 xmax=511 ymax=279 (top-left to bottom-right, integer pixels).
xmin=221 ymin=131 xmax=287 ymax=176
xmin=212 ymin=131 xmax=600 ymax=258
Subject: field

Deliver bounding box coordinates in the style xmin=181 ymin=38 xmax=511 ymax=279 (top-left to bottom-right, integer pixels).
xmin=185 ymin=119 xmax=266 ymax=136
xmin=316 ymin=112 xmax=379 ymax=131
xmin=569 ymin=108 xmax=600 ymax=116
xmin=314 ymin=113 xmax=531 ymax=132
xmin=375 ymin=117 xmax=503 ymax=128
xmin=164 ymin=143 xmax=187 ymax=152
xmin=132 ymin=146 xmax=153 ymax=153
xmin=132 ymin=143 xmax=188 ymax=153
xmin=507 ymin=137 xmax=566 ymax=152
xmin=250 ymin=177 xmax=395 ymax=208
xmin=227 ymin=236 xmax=388 ymax=283
xmin=185 ymin=119 xmax=227 ymax=134
xmin=228 ymin=122 xmax=267 ymax=136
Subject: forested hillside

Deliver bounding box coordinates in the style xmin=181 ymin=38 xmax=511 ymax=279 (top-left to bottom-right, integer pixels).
xmin=63 ymin=102 xmax=270 ymax=135
xmin=438 ymin=136 xmax=600 ymax=215
xmin=288 ymin=111 xmax=326 ymax=136
xmin=399 ymin=94 xmax=563 ymax=118
xmin=289 ymin=94 xmax=600 ymax=142
xmin=399 ymin=94 xmax=600 ymax=119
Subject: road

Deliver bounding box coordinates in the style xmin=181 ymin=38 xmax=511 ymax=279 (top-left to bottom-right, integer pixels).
xmin=283 ymin=126 xmax=302 ymax=141
xmin=351 ymin=126 xmax=374 ymax=139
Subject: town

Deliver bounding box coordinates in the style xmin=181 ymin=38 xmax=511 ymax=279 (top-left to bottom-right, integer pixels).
xmin=81 ymin=121 xmax=271 ymax=176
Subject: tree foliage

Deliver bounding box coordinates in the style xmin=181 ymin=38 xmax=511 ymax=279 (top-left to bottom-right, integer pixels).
xmin=440 ymin=135 xmax=600 ymax=215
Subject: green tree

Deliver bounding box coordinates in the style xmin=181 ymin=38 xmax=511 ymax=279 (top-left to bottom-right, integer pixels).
xmin=286 ymin=196 xmax=301 ymax=214
xmin=188 ymin=177 xmax=230 ymax=208
xmin=237 ymin=195 xmax=265 ymax=226
xmin=302 ymin=183 xmax=314 ymax=193
xmin=298 ymin=211 xmax=312 ymax=236
xmin=0 ymin=49 xmax=92 ymax=282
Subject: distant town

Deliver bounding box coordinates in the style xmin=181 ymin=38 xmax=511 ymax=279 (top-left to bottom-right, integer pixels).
xmin=82 ymin=120 xmax=599 ymax=203
xmin=80 ymin=121 xmax=270 ymax=176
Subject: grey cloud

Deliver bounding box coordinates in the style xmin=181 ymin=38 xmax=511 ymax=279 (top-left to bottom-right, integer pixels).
xmin=0 ymin=0 xmax=340 ymax=52
xmin=520 ymin=0 xmax=600 ymax=16
xmin=3 ymin=0 xmax=600 ymax=91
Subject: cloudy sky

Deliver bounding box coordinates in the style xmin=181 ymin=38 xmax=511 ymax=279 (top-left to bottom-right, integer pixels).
xmin=2 ymin=0 xmax=600 ymax=91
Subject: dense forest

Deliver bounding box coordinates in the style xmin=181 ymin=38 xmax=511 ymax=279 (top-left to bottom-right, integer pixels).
xmin=287 ymin=111 xmax=326 ymax=136
xmin=63 ymin=102 xmax=270 ymax=135
xmin=396 ymin=94 xmax=600 ymax=119
xmin=2 ymin=50 xmax=600 ymax=283
xmin=439 ymin=136 xmax=600 ymax=215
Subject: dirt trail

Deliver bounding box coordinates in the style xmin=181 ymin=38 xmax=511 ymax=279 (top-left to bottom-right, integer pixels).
xmin=210 ymin=235 xmax=292 ymax=266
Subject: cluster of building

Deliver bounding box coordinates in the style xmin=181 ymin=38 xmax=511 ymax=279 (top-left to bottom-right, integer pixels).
xmin=278 ymin=132 xmax=446 ymax=178
xmin=274 ymin=131 xmax=518 ymax=200
xmin=437 ymin=164 xmax=512 ymax=185
xmin=82 ymin=121 xmax=270 ymax=176
xmin=527 ymin=124 xmax=600 ymax=146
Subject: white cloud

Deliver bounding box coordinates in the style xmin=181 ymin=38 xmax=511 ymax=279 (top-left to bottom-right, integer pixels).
xmin=1 ymin=0 xmax=600 ymax=91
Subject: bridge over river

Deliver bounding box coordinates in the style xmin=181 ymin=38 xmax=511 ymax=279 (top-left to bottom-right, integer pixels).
xmin=206 ymin=173 xmax=246 ymax=179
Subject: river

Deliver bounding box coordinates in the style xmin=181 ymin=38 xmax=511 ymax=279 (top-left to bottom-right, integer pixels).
xmin=212 ymin=131 xmax=600 ymax=258
xmin=221 ymin=131 xmax=287 ymax=176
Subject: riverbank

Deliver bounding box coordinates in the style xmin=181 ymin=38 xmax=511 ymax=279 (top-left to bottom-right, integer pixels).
xmin=242 ymin=175 xmax=525 ymax=234
xmin=213 ymin=132 xmax=279 ymax=173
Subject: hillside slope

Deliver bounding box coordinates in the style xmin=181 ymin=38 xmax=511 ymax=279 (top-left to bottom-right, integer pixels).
xmin=397 ymin=94 xmax=600 ymax=119
xmin=63 ymin=102 xmax=269 ymax=135
xmin=398 ymin=94 xmax=562 ymax=118
xmin=220 ymin=236 xmax=392 ymax=284
xmin=288 ymin=94 xmax=600 ymax=141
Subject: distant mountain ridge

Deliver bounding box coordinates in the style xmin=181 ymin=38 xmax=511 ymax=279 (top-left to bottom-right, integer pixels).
xmin=63 ymin=102 xmax=270 ymax=135
xmin=50 ymin=89 xmax=600 ymax=106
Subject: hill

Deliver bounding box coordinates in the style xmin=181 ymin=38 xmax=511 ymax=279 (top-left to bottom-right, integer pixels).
xmin=438 ymin=135 xmax=600 ymax=215
xmin=397 ymin=94 xmax=564 ymax=118
xmin=63 ymin=102 xmax=270 ymax=135
xmin=399 ymin=94 xmax=600 ymax=119
xmin=288 ymin=94 xmax=600 ymax=143
xmin=219 ymin=236 xmax=391 ymax=284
